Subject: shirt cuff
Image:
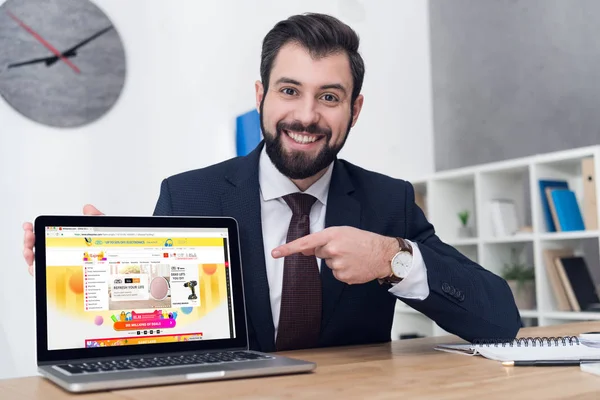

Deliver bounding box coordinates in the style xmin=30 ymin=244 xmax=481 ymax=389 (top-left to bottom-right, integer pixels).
xmin=387 ymin=240 xmax=429 ymax=300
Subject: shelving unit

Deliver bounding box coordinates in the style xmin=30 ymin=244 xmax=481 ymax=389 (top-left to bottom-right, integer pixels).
xmin=392 ymin=145 xmax=600 ymax=340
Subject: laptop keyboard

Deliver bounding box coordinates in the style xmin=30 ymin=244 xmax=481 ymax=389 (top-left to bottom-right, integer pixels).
xmin=55 ymin=351 xmax=273 ymax=375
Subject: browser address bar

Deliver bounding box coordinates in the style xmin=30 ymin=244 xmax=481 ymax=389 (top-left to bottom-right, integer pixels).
xmin=106 ymin=252 xmax=164 ymax=259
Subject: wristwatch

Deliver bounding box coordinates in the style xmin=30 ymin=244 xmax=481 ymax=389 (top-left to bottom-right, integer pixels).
xmin=379 ymin=237 xmax=413 ymax=285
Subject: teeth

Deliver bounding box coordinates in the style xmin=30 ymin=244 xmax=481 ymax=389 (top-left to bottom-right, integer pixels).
xmin=287 ymin=131 xmax=318 ymax=144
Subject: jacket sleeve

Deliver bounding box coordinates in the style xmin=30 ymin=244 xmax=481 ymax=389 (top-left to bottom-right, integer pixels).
xmin=153 ymin=179 xmax=174 ymax=216
xmin=399 ymin=182 xmax=522 ymax=343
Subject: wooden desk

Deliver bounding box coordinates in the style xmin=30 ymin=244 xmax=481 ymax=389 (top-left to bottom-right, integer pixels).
xmin=4 ymin=321 xmax=600 ymax=399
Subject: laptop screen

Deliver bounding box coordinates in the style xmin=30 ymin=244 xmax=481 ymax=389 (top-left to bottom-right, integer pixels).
xmin=44 ymin=226 xmax=236 ymax=351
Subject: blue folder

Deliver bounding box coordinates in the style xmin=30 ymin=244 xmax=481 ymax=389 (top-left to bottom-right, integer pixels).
xmin=236 ymin=109 xmax=262 ymax=156
xmin=539 ymin=179 xmax=569 ymax=232
xmin=550 ymin=189 xmax=585 ymax=231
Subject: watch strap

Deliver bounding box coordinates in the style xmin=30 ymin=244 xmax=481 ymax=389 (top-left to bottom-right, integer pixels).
xmin=397 ymin=237 xmax=413 ymax=255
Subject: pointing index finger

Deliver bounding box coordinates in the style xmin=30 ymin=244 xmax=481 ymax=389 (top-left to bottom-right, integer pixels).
xmin=272 ymin=230 xmax=330 ymax=258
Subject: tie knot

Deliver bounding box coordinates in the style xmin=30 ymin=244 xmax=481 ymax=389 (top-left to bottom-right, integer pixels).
xmin=282 ymin=193 xmax=317 ymax=216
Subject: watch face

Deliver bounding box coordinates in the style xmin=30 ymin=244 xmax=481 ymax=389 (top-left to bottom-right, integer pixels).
xmin=392 ymin=251 xmax=412 ymax=277
xmin=0 ymin=0 xmax=126 ymax=128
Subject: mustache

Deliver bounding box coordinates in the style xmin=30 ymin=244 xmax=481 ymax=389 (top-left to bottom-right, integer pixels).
xmin=277 ymin=121 xmax=331 ymax=138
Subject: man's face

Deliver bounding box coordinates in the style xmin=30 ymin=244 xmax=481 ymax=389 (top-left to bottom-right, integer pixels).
xmin=256 ymin=42 xmax=363 ymax=180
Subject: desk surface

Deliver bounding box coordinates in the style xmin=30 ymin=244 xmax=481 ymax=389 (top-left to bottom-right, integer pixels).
xmin=4 ymin=321 xmax=600 ymax=399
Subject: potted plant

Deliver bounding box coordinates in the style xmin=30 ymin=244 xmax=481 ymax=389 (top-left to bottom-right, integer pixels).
xmin=457 ymin=210 xmax=472 ymax=237
xmin=501 ymin=248 xmax=536 ymax=309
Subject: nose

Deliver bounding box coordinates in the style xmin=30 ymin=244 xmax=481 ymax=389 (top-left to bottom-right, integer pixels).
xmin=293 ymin=97 xmax=320 ymax=128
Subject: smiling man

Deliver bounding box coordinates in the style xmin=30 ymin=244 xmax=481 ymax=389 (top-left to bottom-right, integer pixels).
xmin=23 ymin=13 xmax=521 ymax=352
xmin=257 ymin=40 xmax=361 ymax=189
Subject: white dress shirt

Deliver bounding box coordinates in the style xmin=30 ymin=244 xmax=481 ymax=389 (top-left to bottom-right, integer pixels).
xmin=258 ymin=148 xmax=430 ymax=339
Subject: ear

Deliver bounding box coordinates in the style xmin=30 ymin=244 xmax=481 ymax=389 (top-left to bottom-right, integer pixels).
xmin=255 ymin=80 xmax=264 ymax=112
xmin=350 ymin=94 xmax=364 ymax=127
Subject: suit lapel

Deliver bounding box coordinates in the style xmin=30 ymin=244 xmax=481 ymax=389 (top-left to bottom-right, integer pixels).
xmin=221 ymin=143 xmax=275 ymax=352
xmin=320 ymin=160 xmax=361 ymax=334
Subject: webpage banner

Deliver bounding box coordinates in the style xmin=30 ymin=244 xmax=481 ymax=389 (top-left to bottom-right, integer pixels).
xmin=44 ymin=229 xmax=234 ymax=350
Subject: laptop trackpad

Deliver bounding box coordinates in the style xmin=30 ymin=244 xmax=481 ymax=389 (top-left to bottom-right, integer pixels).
xmin=148 ymin=364 xmax=234 ymax=380
xmin=185 ymin=370 xmax=226 ymax=380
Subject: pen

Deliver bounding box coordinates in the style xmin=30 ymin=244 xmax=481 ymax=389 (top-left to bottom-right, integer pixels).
xmin=502 ymin=360 xmax=600 ymax=367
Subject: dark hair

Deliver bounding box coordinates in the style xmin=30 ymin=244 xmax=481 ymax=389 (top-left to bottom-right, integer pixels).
xmin=260 ymin=13 xmax=365 ymax=105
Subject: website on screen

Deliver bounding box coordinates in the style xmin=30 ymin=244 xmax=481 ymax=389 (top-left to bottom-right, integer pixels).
xmin=44 ymin=226 xmax=235 ymax=350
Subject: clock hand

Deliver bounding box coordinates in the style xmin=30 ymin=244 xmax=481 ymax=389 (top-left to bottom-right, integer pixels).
xmin=8 ymin=55 xmax=58 ymax=69
xmin=6 ymin=10 xmax=81 ymax=74
xmin=68 ymin=26 xmax=114 ymax=53
xmin=45 ymin=49 xmax=76 ymax=67
xmin=40 ymin=46 xmax=80 ymax=66
xmin=5 ymin=25 xmax=113 ymax=70
xmin=46 ymin=26 xmax=114 ymax=67
xmin=7 ymin=52 xmax=77 ymax=69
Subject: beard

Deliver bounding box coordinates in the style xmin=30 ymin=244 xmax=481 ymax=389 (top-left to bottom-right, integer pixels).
xmin=260 ymin=97 xmax=353 ymax=180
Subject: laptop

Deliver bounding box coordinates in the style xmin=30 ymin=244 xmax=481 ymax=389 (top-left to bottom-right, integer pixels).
xmin=33 ymin=215 xmax=315 ymax=393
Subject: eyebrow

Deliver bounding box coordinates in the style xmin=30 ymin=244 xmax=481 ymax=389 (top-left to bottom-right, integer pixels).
xmin=274 ymin=77 xmax=348 ymax=95
xmin=275 ymin=77 xmax=301 ymax=86
xmin=320 ymin=83 xmax=347 ymax=95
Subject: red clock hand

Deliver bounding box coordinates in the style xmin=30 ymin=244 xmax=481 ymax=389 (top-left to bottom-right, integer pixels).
xmin=7 ymin=10 xmax=81 ymax=74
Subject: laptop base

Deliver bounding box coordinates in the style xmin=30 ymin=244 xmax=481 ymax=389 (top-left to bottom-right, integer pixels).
xmin=39 ymin=353 xmax=315 ymax=393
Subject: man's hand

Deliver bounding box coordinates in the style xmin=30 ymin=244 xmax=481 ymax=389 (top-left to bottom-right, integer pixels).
xmin=23 ymin=204 xmax=104 ymax=276
xmin=271 ymin=226 xmax=398 ymax=285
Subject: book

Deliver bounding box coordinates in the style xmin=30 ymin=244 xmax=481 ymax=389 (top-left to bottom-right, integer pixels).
xmin=435 ymin=336 xmax=600 ymax=362
xmin=542 ymin=248 xmax=573 ymax=311
xmin=539 ymin=179 xmax=569 ymax=232
xmin=554 ymin=255 xmax=582 ymax=311
xmin=489 ymin=199 xmax=519 ymax=237
xmin=548 ymin=189 xmax=585 ymax=231
xmin=556 ymin=256 xmax=600 ymax=311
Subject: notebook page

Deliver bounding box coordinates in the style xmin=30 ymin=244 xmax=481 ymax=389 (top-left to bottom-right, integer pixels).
xmin=477 ymin=343 xmax=600 ymax=362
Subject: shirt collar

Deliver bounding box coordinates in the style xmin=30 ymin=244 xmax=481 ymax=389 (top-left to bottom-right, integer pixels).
xmin=258 ymin=146 xmax=333 ymax=206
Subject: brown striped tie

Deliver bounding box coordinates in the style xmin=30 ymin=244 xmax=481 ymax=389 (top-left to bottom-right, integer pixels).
xmin=276 ymin=193 xmax=322 ymax=351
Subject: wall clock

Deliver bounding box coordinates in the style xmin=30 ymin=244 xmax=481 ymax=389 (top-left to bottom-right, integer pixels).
xmin=0 ymin=0 xmax=126 ymax=128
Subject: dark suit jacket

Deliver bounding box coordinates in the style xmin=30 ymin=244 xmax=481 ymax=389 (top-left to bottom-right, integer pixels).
xmin=153 ymin=142 xmax=521 ymax=352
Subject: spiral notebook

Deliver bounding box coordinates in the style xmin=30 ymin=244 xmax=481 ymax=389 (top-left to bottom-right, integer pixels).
xmin=435 ymin=336 xmax=600 ymax=362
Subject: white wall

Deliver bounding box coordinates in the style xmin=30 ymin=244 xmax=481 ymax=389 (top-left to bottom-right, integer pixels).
xmin=0 ymin=0 xmax=433 ymax=379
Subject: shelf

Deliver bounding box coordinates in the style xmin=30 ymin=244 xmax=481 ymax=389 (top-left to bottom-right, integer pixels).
xmin=394 ymin=308 xmax=600 ymax=321
xmin=433 ymin=170 xmax=476 ymax=183
xmin=390 ymin=145 xmax=600 ymax=342
xmin=396 ymin=305 xmax=540 ymax=319
xmin=483 ymin=234 xmax=534 ymax=244
xmin=519 ymin=310 xmax=538 ymax=318
xmin=539 ymin=230 xmax=599 ymax=241
xmin=543 ymin=311 xmax=600 ymax=321
xmin=429 ymin=175 xmax=477 ymax=240
xmin=534 ymin=145 xmax=598 ymax=166
xmin=411 ymin=179 xmax=428 ymax=189
xmin=446 ymin=238 xmax=479 ymax=246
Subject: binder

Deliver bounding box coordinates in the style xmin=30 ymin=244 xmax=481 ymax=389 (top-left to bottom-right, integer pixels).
xmin=235 ymin=109 xmax=262 ymax=156
xmin=539 ymin=180 xmax=569 ymax=232
xmin=546 ymin=188 xmax=585 ymax=232
xmin=582 ymin=157 xmax=598 ymax=230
